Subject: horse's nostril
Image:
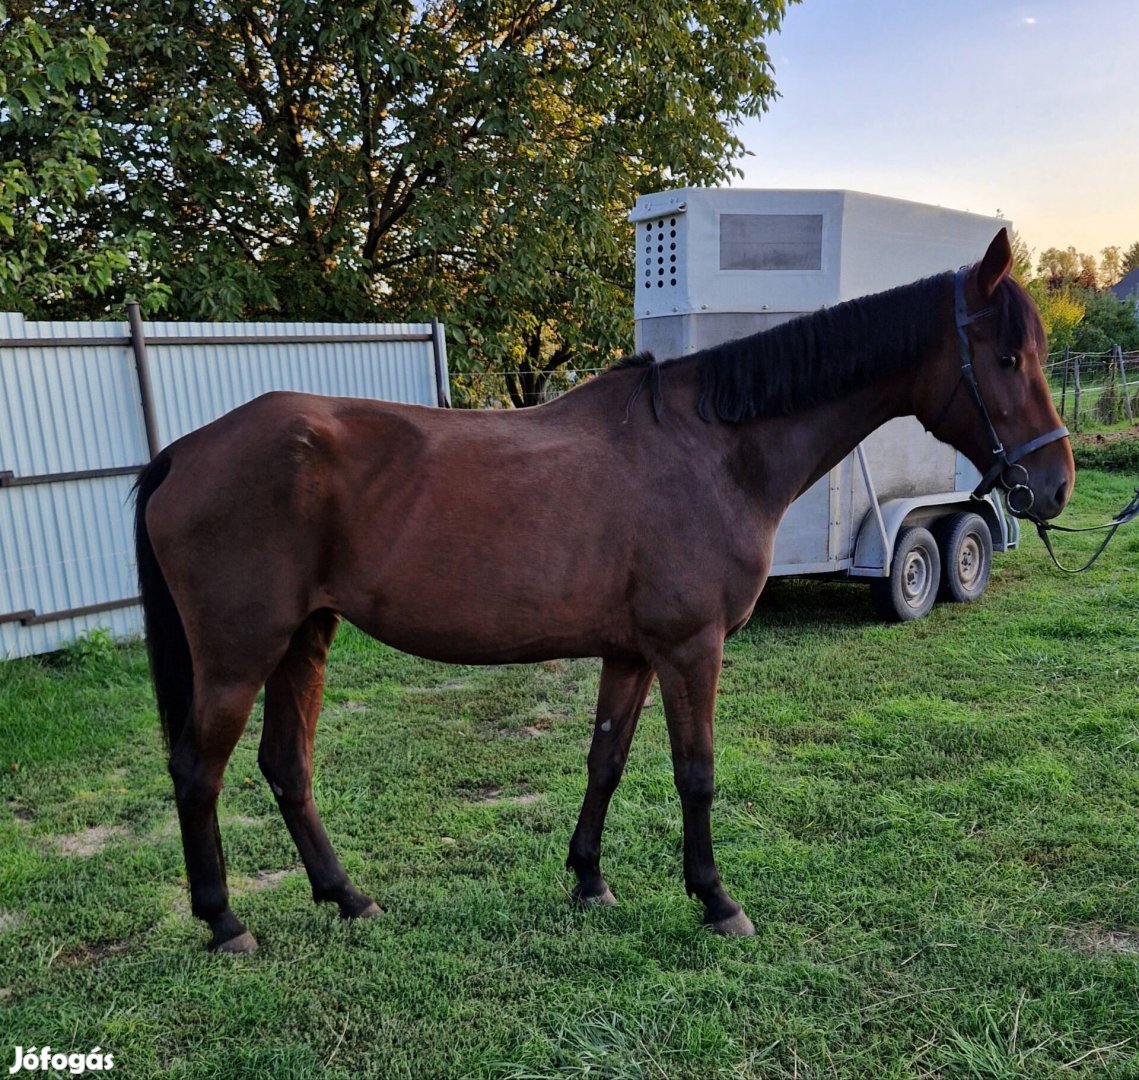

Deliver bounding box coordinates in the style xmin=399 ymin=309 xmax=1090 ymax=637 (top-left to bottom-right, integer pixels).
xmin=1055 ymin=481 xmax=1068 ymax=508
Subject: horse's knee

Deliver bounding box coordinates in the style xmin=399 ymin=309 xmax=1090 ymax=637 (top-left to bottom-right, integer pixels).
xmin=673 ymin=760 xmax=715 ymax=805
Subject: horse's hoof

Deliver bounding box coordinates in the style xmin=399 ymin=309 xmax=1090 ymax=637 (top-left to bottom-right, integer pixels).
xmin=707 ymin=909 xmax=755 ymax=937
xmin=211 ymin=930 xmax=259 ymax=954
xmin=339 ymin=897 xmax=382 ymax=919
xmin=572 ymin=884 xmax=617 ymax=908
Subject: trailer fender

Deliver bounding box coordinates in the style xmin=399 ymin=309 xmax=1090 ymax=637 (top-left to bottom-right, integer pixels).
xmin=850 ymin=494 xmax=1014 ymax=578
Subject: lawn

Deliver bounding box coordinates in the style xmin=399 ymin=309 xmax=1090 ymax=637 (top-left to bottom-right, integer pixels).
xmin=1 ymin=469 xmax=1138 ymax=1079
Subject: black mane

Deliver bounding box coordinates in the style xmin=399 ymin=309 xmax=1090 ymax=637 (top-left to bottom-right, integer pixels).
xmin=611 ymin=272 xmax=968 ymax=423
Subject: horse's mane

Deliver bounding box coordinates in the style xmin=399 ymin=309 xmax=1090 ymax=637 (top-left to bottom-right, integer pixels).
xmin=609 ymin=271 xmax=1031 ymax=423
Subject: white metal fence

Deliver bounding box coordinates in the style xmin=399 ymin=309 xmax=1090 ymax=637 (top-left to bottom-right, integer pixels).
xmin=0 ymin=308 xmax=449 ymax=659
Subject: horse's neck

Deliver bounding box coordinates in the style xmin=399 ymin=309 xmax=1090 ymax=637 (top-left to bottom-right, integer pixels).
xmin=729 ymin=369 xmax=920 ymax=512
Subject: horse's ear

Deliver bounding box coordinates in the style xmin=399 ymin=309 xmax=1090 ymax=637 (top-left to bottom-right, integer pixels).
xmin=977 ymin=229 xmax=1013 ymax=298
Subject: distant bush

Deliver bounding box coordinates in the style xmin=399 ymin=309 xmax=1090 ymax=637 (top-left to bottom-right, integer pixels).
xmin=1072 ymin=432 xmax=1139 ymax=472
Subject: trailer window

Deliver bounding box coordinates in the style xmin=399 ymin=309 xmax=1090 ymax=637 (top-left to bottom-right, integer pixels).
xmin=719 ymin=214 xmax=823 ymax=271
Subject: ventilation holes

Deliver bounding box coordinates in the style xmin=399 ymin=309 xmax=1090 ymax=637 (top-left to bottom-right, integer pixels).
xmin=642 ymin=217 xmax=678 ymax=292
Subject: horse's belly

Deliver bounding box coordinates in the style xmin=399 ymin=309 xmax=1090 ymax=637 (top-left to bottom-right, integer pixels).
xmin=337 ymin=568 xmax=629 ymax=664
xmin=346 ymin=607 xmax=612 ymax=665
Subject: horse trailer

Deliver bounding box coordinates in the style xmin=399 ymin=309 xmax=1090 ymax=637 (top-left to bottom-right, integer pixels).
xmin=630 ymin=188 xmax=1019 ymax=620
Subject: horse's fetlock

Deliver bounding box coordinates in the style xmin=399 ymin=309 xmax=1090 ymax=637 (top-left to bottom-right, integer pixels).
xmin=190 ymin=882 xmax=231 ymax=921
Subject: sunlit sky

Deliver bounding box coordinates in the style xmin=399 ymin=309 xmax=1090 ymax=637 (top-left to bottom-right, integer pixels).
xmin=734 ymin=0 xmax=1139 ymax=270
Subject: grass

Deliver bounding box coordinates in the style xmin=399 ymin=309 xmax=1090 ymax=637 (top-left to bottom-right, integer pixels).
xmin=2 ymin=468 xmax=1139 ymax=1078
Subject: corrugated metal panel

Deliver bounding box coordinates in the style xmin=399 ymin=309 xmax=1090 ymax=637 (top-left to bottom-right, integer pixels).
xmin=1 ymin=314 xmax=443 ymax=659
xmin=0 ymin=315 xmax=146 ymax=474
xmin=143 ymin=320 xmax=438 ymax=444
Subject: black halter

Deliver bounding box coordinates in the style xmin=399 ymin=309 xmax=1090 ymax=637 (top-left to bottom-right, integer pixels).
xmin=952 ymin=267 xmax=1069 ymax=515
xmin=952 ymin=267 xmax=1139 ymax=573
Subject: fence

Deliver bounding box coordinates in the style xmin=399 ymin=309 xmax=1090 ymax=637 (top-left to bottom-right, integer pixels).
xmin=0 ymin=308 xmax=449 ymax=659
xmin=1046 ymin=346 xmax=1139 ymax=431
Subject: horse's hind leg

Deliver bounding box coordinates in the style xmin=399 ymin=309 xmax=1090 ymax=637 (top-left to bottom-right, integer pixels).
xmin=655 ymin=632 xmax=754 ymax=937
xmin=259 ymin=610 xmax=380 ymax=919
xmin=566 ymin=657 xmax=655 ymax=907
xmin=169 ymin=681 xmax=261 ymax=953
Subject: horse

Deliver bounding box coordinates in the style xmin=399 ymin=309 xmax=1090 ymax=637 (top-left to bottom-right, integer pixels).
xmin=134 ymin=229 xmax=1074 ymax=953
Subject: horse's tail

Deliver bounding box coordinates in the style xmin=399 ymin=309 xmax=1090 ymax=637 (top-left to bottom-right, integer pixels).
xmin=133 ymin=454 xmax=193 ymax=753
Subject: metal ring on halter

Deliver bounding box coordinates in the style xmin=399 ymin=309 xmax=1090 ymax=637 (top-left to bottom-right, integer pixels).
xmin=1002 ymin=463 xmax=1035 ymax=516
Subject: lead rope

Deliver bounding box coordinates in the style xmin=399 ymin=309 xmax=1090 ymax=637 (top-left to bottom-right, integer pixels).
xmin=1017 ymin=487 xmax=1139 ymax=574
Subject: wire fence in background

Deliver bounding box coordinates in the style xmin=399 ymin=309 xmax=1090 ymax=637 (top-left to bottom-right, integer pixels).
xmin=1046 ymin=347 xmax=1139 ymax=432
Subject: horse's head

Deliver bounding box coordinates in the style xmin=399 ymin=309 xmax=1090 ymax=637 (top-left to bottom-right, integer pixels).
xmin=920 ymin=229 xmax=1075 ymax=521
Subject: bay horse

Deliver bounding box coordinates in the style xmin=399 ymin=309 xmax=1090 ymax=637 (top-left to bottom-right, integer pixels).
xmin=135 ymin=230 xmax=1074 ymax=952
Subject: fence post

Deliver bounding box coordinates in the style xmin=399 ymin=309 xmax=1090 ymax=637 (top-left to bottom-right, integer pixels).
xmin=127 ymin=300 xmax=162 ymax=460
xmin=1117 ymin=344 xmax=1134 ymax=425
xmin=1060 ymin=345 xmax=1070 ymax=420
xmin=1072 ymin=354 xmax=1082 ymax=433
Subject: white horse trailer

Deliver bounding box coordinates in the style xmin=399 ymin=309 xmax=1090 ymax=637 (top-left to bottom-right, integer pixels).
xmin=630 ymin=188 xmax=1019 ymax=620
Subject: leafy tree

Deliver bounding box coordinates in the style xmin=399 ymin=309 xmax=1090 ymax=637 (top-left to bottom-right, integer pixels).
xmin=1068 ymin=289 xmax=1139 ymax=353
xmin=1123 ymin=241 xmax=1139 ymax=276
xmin=1099 ymin=245 xmax=1122 ymax=288
xmin=1037 ymin=245 xmax=1098 ymax=291
xmin=0 ymin=5 xmax=164 ymax=315
xmin=1026 ymin=278 xmax=1084 ymax=354
xmin=1009 ymin=229 xmax=1033 ymax=283
xmin=16 ymin=0 xmax=794 ymax=405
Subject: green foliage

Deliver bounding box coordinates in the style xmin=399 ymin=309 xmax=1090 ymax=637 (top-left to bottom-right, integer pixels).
xmin=1037 ymin=245 xmax=1099 ymax=291
xmin=1025 ymin=278 xmax=1084 ymax=353
xmin=1071 ymin=432 xmax=1139 ymax=472
xmin=57 ymin=626 xmax=118 ymax=669
xmin=1067 ymin=288 xmax=1139 ymax=353
xmin=1122 ymin=240 xmax=1139 ymax=276
xmin=0 ymin=5 xmax=166 ymax=316
xmin=8 ymin=0 xmax=793 ymax=404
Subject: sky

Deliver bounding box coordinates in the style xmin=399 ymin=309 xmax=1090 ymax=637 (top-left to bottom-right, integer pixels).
xmin=734 ymin=0 xmax=1139 ymax=268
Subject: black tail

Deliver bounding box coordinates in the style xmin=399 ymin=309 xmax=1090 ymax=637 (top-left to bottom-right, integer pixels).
xmin=134 ymin=454 xmax=193 ymax=753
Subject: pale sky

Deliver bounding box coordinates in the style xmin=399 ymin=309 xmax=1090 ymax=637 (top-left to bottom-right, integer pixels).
xmin=736 ymin=0 xmax=1139 ymax=269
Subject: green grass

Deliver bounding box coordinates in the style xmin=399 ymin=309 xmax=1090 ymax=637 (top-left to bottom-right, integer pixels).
xmin=2 ymin=469 xmax=1139 ymax=1078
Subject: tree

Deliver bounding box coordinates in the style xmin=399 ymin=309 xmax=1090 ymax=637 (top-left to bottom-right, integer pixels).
xmin=1037 ymin=245 xmax=1098 ymax=291
xmin=1123 ymin=241 xmax=1139 ymax=276
xmin=0 ymin=5 xmax=164 ymax=315
xmin=1009 ymin=229 xmax=1033 ymax=283
xmin=1099 ymin=245 xmax=1122 ymax=288
xmin=15 ymin=0 xmax=794 ymax=404
xmin=1068 ymin=289 xmax=1139 ymax=353
xmin=1026 ymin=278 xmax=1084 ymax=354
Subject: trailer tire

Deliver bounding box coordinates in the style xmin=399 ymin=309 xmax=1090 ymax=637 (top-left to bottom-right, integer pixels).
xmin=870 ymin=526 xmax=941 ymax=622
xmin=936 ymin=512 xmax=992 ymax=603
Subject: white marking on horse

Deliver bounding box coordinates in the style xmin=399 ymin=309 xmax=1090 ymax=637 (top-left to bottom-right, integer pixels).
xmin=600 ymin=718 xmax=612 ymax=732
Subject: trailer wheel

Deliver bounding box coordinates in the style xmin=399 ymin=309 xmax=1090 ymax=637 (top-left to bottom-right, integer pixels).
xmin=870 ymin=526 xmax=941 ymax=622
xmin=936 ymin=512 xmax=992 ymax=603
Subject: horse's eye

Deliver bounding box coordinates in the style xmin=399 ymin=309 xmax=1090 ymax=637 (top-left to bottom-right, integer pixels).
xmin=999 ymin=353 xmax=1020 ymax=371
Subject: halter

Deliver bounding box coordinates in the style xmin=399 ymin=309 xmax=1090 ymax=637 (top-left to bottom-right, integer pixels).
xmin=952 ymin=267 xmax=1069 ymax=514
xmin=951 ymin=267 xmax=1139 ymax=573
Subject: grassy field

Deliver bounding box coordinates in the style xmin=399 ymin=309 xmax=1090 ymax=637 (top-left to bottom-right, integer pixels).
xmin=2 ymin=469 xmax=1138 ymax=1079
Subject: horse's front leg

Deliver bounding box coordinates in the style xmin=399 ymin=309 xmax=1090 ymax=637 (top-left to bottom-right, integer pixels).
xmin=566 ymin=657 xmax=655 ymax=907
xmin=655 ymin=632 xmax=754 ymax=936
